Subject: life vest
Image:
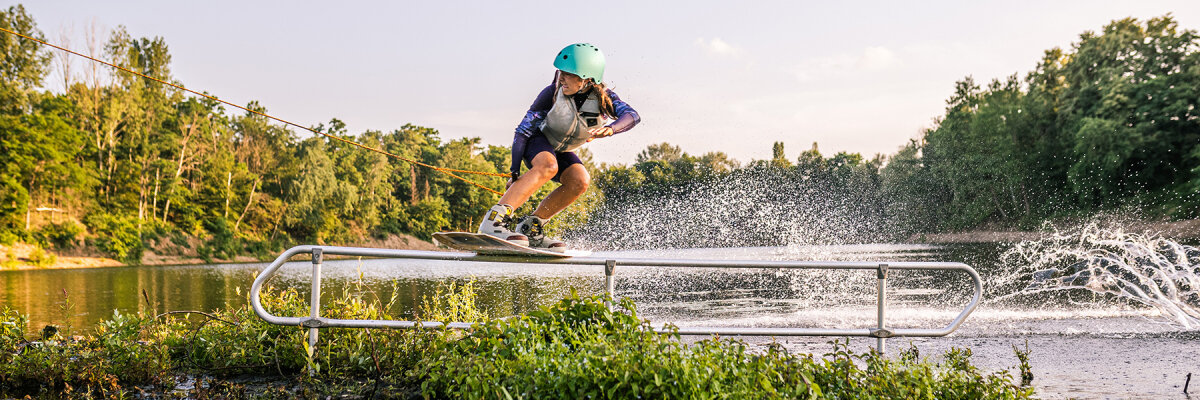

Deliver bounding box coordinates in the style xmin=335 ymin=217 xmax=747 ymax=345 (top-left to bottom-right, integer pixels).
xmin=539 ymin=86 xmax=604 ymax=152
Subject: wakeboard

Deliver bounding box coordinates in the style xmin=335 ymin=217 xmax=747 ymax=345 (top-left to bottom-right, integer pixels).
xmin=432 ymin=232 xmax=580 ymax=258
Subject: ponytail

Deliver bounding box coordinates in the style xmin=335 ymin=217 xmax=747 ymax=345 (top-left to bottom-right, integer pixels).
xmin=589 ymin=80 xmax=617 ymax=120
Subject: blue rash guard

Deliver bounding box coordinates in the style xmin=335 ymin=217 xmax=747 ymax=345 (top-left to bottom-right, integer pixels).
xmin=510 ymin=84 xmax=640 ymax=176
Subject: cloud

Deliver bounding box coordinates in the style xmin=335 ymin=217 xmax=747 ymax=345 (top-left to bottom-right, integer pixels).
xmin=793 ymin=46 xmax=902 ymax=82
xmin=695 ymin=37 xmax=741 ymax=57
xmin=858 ymin=46 xmax=898 ymax=70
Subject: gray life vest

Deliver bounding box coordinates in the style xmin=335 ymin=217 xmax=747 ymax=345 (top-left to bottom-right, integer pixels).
xmin=539 ymin=86 xmax=604 ymax=152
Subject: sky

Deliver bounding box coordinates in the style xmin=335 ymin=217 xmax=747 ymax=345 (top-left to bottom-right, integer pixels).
xmin=9 ymin=0 xmax=1200 ymax=165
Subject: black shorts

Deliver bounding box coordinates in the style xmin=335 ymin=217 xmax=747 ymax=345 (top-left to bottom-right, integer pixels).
xmin=522 ymin=133 xmax=582 ymax=183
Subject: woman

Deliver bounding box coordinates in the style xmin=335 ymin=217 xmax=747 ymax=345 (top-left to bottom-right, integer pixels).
xmin=478 ymin=43 xmax=641 ymax=252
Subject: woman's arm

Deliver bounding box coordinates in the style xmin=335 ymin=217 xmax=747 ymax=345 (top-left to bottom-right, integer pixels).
xmin=510 ymin=85 xmax=557 ymax=175
xmin=606 ymin=89 xmax=640 ymax=134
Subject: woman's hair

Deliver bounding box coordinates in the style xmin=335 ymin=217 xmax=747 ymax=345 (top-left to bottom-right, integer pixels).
xmin=590 ymin=80 xmax=617 ymax=119
xmin=552 ymin=71 xmax=617 ymax=119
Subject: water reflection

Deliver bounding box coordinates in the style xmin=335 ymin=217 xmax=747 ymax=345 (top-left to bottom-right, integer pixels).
xmin=2 ymin=241 xmax=1192 ymax=337
xmin=0 ymin=244 xmax=965 ymax=334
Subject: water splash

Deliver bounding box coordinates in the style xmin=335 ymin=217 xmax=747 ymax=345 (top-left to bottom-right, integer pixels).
xmin=990 ymin=222 xmax=1200 ymax=328
xmin=569 ymin=168 xmax=890 ymax=250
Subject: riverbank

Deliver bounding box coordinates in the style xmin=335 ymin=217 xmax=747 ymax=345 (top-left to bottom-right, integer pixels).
xmin=910 ymin=218 xmax=1200 ymax=244
xmin=0 ymin=233 xmax=438 ymax=271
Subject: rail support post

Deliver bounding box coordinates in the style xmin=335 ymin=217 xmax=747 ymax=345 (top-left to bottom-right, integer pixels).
xmin=308 ymin=247 xmax=323 ymax=373
xmin=875 ymin=263 xmax=888 ymax=354
xmin=604 ymin=260 xmax=616 ymax=311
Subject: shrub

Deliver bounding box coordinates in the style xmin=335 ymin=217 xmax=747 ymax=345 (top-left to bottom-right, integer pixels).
xmin=0 ymin=231 xmax=19 ymax=246
xmin=83 ymin=213 xmax=143 ymax=264
xmin=415 ymin=294 xmax=1035 ymax=399
xmin=1 ymin=248 xmax=17 ymax=269
xmin=203 ymin=217 xmax=241 ymax=260
xmin=35 ymin=221 xmax=84 ymax=249
xmin=27 ymin=246 xmax=55 ymax=268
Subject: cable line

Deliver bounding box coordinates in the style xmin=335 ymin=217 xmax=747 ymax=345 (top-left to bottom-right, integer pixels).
xmin=0 ymin=26 xmax=507 ymax=195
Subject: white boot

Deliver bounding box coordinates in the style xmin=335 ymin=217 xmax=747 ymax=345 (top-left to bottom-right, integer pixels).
xmin=515 ymin=215 xmax=566 ymax=253
xmin=478 ymin=204 xmax=529 ymax=246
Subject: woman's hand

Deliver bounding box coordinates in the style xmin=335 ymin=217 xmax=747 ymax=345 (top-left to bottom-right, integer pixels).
xmin=587 ymin=126 xmax=614 ymax=142
xmin=506 ymin=173 xmax=519 ymax=190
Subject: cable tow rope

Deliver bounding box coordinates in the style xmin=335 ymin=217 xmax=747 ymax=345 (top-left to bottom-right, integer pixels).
xmin=0 ymin=26 xmax=507 ymax=195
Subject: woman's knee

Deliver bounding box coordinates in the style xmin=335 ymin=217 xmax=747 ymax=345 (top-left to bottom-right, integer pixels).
xmin=562 ymin=166 xmax=590 ymax=192
xmin=530 ymin=155 xmax=559 ymax=181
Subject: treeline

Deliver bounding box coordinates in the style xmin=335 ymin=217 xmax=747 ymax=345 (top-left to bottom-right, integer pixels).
xmin=0 ymin=5 xmax=516 ymax=262
xmin=891 ymin=15 xmax=1200 ymax=230
xmin=2 ymin=6 xmax=1198 ymax=263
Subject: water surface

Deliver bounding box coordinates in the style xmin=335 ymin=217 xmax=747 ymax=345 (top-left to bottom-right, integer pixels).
xmin=1 ymin=241 xmax=1196 ymax=398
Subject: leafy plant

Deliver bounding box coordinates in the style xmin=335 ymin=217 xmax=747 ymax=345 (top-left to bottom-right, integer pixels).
xmin=1013 ymin=340 xmax=1033 ymax=386
xmin=27 ymin=245 xmax=54 ymax=267
xmin=34 ymin=221 xmax=83 ymax=249
xmin=83 ymin=212 xmax=143 ymax=264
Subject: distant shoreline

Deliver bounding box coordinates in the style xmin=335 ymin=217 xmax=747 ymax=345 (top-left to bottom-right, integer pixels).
xmin=5 ymin=219 xmax=1197 ymax=271
xmin=1 ymin=233 xmax=440 ymax=271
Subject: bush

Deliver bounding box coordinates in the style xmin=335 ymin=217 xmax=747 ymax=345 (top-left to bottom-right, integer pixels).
xmin=205 ymin=217 xmax=240 ymax=259
xmin=243 ymin=237 xmax=283 ymax=260
xmin=83 ymin=213 xmax=143 ymax=264
xmin=415 ymin=294 xmax=1034 ymax=399
xmin=35 ymin=221 xmax=83 ymax=249
xmin=1 ymin=248 xmax=16 ymax=269
xmin=0 ymin=308 xmax=170 ymax=397
xmin=0 ymin=231 xmax=19 ymax=246
xmin=27 ymin=246 xmax=55 ymax=268
xmin=197 ymin=217 xmax=242 ymax=263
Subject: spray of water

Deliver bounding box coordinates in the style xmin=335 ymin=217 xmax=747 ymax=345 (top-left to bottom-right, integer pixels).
xmin=569 ymin=168 xmax=891 ymax=250
xmin=990 ymin=222 xmax=1200 ymax=328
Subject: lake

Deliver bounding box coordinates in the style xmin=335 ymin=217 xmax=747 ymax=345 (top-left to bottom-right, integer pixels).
xmin=2 ymin=241 xmax=1196 ymax=398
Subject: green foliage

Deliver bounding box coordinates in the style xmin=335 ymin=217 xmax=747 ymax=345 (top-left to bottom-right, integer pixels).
xmin=26 ymin=245 xmax=53 ymax=267
xmin=0 ymin=175 xmax=28 ymax=237
xmin=415 ymin=295 xmax=1033 ymax=399
xmin=0 ymin=247 xmax=16 ymax=269
xmin=0 ymin=284 xmax=1035 ymax=398
xmin=0 ymin=308 xmax=170 ymax=397
xmin=197 ymin=217 xmax=240 ymax=262
xmin=1013 ymin=340 xmax=1033 ymax=387
xmin=418 ymin=280 xmax=487 ymax=324
xmin=0 ymin=12 xmax=514 ymax=260
xmin=1069 ymin=118 xmax=1138 ymax=206
xmin=33 ymin=221 xmax=82 ymax=249
xmin=0 ymin=5 xmax=51 ymax=114
xmin=83 ymin=212 xmax=143 ymax=264
xmin=904 ymin=15 xmax=1200 ymax=229
xmin=166 ymin=288 xmax=311 ymax=375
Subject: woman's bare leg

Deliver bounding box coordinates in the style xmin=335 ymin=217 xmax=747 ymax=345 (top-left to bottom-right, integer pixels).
xmin=498 ymin=151 xmax=558 ymax=207
xmin=533 ymin=163 xmax=590 ymax=219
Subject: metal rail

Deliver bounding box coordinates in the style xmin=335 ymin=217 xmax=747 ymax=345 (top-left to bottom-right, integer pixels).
xmin=250 ymin=245 xmax=983 ymax=354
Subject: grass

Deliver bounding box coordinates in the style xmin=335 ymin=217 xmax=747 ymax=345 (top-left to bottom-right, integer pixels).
xmin=0 ymin=281 xmax=1036 ymax=399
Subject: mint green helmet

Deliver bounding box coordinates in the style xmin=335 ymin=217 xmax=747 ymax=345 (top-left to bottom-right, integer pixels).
xmin=553 ymin=43 xmax=605 ymax=83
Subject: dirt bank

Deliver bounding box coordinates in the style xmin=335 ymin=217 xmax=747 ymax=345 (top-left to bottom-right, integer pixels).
xmin=0 ymin=233 xmax=439 ymax=271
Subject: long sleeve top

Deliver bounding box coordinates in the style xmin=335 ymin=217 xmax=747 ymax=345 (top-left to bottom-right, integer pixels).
xmin=510 ymin=84 xmax=640 ymax=175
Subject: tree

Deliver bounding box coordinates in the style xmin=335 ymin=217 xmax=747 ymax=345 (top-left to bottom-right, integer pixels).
xmin=635 ymin=142 xmax=683 ymax=163
xmin=0 ymin=5 xmax=50 ymax=115
xmin=771 ymin=141 xmax=791 ymax=168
